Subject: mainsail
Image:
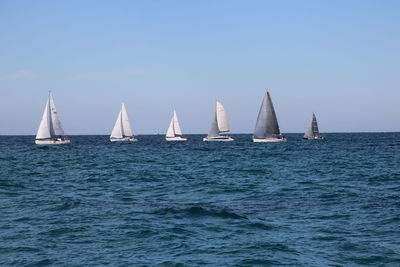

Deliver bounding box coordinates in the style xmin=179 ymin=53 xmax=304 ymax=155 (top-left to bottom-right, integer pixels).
xmin=216 ymin=101 xmax=229 ymax=132
xmin=36 ymin=92 xmax=66 ymax=140
xmin=304 ymin=113 xmax=320 ymax=139
xmin=49 ymin=93 xmax=65 ymax=136
xmin=121 ymin=103 xmax=133 ymax=137
xmin=166 ymin=111 xmax=183 ymax=137
xmin=254 ymin=91 xmax=281 ymax=139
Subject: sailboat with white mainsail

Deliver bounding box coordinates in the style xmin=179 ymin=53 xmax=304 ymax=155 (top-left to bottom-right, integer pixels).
xmin=253 ymin=90 xmax=287 ymax=142
xmin=203 ymin=101 xmax=234 ymax=142
xmin=110 ymin=103 xmax=137 ymax=142
xmin=303 ymin=113 xmax=325 ymax=140
xmin=166 ymin=110 xmax=187 ymax=141
xmin=35 ymin=92 xmax=71 ymax=145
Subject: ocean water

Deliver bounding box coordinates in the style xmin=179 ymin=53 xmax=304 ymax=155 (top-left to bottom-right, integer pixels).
xmin=0 ymin=133 xmax=399 ymax=266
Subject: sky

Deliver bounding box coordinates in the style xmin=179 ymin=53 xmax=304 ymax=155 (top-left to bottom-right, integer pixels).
xmin=0 ymin=0 xmax=399 ymax=135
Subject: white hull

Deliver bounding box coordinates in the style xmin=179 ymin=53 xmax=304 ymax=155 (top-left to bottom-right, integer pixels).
xmin=35 ymin=138 xmax=71 ymax=145
xmin=203 ymin=136 xmax=234 ymax=142
xmin=303 ymin=136 xmax=325 ymax=140
xmin=253 ymin=137 xmax=287 ymax=143
xmin=166 ymin=136 xmax=187 ymax=141
xmin=110 ymin=137 xmax=138 ymax=142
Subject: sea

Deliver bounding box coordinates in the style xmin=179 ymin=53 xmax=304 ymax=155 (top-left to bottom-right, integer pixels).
xmin=0 ymin=133 xmax=399 ymax=266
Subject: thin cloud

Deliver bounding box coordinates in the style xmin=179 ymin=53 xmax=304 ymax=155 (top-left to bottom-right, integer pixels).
xmin=0 ymin=70 xmax=35 ymax=80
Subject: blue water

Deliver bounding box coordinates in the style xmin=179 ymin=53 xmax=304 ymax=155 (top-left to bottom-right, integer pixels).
xmin=0 ymin=133 xmax=399 ymax=266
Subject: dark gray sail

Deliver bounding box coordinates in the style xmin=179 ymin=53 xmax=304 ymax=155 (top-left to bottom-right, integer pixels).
xmin=304 ymin=113 xmax=320 ymax=138
xmin=254 ymin=91 xmax=281 ymax=139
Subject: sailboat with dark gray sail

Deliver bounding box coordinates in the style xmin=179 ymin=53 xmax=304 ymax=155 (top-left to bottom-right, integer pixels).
xmin=253 ymin=90 xmax=287 ymax=142
xmin=303 ymin=113 xmax=324 ymax=140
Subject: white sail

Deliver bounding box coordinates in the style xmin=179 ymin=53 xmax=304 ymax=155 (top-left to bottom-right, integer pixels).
xmin=166 ymin=117 xmax=175 ymax=137
xmin=207 ymin=113 xmax=219 ymax=137
xmin=172 ymin=111 xmax=182 ymax=136
xmin=110 ymin=110 xmax=123 ymax=139
xmin=36 ymin=98 xmax=51 ymax=140
xmin=121 ymin=103 xmax=133 ymax=137
xmin=166 ymin=110 xmax=183 ymax=138
xmin=216 ymin=101 xmax=229 ymax=132
xmin=49 ymin=93 xmax=65 ymax=136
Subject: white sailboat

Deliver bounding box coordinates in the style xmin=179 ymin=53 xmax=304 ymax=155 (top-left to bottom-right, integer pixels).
xmin=110 ymin=103 xmax=137 ymax=142
xmin=35 ymin=92 xmax=71 ymax=145
xmin=166 ymin=110 xmax=187 ymax=141
xmin=253 ymin=90 xmax=287 ymax=142
xmin=203 ymin=101 xmax=234 ymax=142
xmin=303 ymin=113 xmax=325 ymax=140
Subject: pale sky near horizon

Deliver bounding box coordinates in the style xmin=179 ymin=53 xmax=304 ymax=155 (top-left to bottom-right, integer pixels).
xmin=0 ymin=0 xmax=399 ymax=135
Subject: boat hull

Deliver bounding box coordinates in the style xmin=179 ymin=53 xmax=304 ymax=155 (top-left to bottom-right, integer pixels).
xmin=110 ymin=137 xmax=138 ymax=142
xmin=166 ymin=136 xmax=187 ymax=141
xmin=203 ymin=136 xmax=234 ymax=142
xmin=253 ymin=137 xmax=287 ymax=143
xmin=303 ymin=136 xmax=325 ymax=140
xmin=35 ymin=139 xmax=71 ymax=145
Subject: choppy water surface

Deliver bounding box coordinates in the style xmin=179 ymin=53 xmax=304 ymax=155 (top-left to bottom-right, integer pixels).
xmin=0 ymin=133 xmax=399 ymax=266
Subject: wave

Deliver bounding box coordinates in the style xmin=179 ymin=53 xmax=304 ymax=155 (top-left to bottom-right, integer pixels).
xmin=152 ymin=205 xmax=247 ymax=220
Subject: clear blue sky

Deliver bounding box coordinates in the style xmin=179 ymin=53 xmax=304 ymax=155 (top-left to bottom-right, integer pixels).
xmin=0 ymin=0 xmax=399 ymax=134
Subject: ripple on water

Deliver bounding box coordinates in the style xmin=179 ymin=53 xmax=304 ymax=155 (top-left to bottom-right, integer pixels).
xmin=0 ymin=134 xmax=399 ymax=266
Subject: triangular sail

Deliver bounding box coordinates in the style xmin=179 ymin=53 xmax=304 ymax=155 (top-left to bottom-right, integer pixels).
xmin=254 ymin=91 xmax=281 ymax=138
xmin=312 ymin=113 xmax=320 ymax=137
xmin=121 ymin=103 xmax=133 ymax=137
xmin=49 ymin=93 xmax=65 ymax=136
xmin=216 ymin=101 xmax=229 ymax=132
xmin=166 ymin=117 xmax=175 ymax=137
xmin=36 ymin=98 xmax=51 ymax=140
xmin=207 ymin=113 xmax=219 ymax=137
xmin=110 ymin=110 xmax=123 ymax=139
xmin=172 ymin=111 xmax=183 ymax=136
xmin=304 ymin=113 xmax=320 ymax=138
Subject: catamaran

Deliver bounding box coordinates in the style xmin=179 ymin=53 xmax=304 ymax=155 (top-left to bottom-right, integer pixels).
xmin=166 ymin=110 xmax=187 ymax=141
xmin=35 ymin=92 xmax=71 ymax=145
xmin=203 ymin=101 xmax=234 ymax=142
xmin=253 ymin=90 xmax=287 ymax=142
xmin=303 ymin=113 xmax=325 ymax=140
xmin=110 ymin=103 xmax=137 ymax=142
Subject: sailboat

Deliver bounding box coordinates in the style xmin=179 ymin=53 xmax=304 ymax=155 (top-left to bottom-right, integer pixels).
xmin=35 ymin=92 xmax=71 ymax=145
xmin=303 ymin=113 xmax=325 ymax=140
xmin=253 ymin=90 xmax=287 ymax=142
xmin=110 ymin=103 xmax=138 ymax=142
xmin=166 ymin=110 xmax=187 ymax=141
xmin=203 ymin=101 xmax=234 ymax=142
